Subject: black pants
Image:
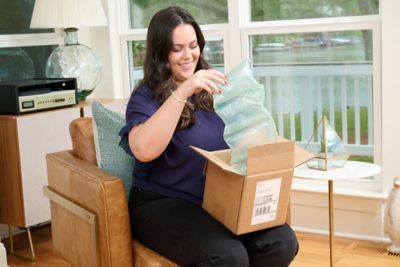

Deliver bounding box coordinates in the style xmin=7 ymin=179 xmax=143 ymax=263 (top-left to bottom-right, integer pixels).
xmin=129 ymin=187 xmax=298 ymax=267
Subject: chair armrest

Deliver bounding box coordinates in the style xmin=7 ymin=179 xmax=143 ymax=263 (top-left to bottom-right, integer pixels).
xmin=46 ymin=151 xmax=133 ymax=267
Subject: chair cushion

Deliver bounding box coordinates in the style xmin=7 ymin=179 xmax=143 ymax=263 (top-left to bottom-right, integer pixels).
xmin=132 ymin=239 xmax=179 ymax=267
xmin=91 ymin=100 xmax=134 ymax=199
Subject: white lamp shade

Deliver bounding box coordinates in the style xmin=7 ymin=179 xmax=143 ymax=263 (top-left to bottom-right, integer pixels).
xmin=30 ymin=0 xmax=108 ymax=29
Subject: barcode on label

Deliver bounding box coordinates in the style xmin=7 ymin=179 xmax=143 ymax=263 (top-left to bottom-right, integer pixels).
xmin=251 ymin=178 xmax=282 ymax=225
xmin=254 ymin=204 xmax=271 ymax=216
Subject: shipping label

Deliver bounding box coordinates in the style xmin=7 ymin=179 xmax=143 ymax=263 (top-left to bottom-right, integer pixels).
xmin=251 ymin=178 xmax=282 ymax=225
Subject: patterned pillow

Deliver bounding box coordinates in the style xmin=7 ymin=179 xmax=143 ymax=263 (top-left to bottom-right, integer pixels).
xmin=91 ymin=100 xmax=134 ymax=199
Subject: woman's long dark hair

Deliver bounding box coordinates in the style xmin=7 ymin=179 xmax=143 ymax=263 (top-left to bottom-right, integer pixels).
xmin=138 ymin=6 xmax=213 ymax=129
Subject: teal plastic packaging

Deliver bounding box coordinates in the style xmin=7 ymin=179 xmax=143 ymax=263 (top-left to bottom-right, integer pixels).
xmin=214 ymin=59 xmax=277 ymax=174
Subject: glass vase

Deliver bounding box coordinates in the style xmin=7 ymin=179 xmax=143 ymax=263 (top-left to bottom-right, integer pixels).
xmin=46 ymin=28 xmax=102 ymax=101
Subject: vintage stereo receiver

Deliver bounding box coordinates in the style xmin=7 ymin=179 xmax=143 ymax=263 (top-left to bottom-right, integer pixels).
xmin=0 ymin=78 xmax=78 ymax=115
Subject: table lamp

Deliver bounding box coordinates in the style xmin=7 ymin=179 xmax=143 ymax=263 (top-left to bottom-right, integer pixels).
xmin=305 ymin=115 xmax=350 ymax=171
xmin=30 ymin=0 xmax=108 ymax=101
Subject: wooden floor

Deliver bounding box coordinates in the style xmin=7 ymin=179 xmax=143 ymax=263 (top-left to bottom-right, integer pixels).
xmin=2 ymin=224 xmax=399 ymax=267
xmin=292 ymin=232 xmax=400 ymax=267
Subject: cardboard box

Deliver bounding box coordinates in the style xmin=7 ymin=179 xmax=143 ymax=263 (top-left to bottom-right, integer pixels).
xmin=192 ymin=138 xmax=313 ymax=235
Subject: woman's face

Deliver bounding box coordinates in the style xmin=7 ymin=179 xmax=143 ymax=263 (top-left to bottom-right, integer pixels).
xmin=168 ymin=24 xmax=200 ymax=85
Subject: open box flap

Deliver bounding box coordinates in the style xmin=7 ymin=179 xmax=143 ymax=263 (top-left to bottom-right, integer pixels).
xmin=276 ymin=136 xmax=315 ymax=167
xmin=191 ymin=146 xmax=241 ymax=175
xmin=246 ymin=140 xmax=295 ymax=175
xmin=191 ymin=137 xmax=314 ymax=176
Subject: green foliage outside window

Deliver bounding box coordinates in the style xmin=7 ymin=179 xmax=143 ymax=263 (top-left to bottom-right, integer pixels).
xmin=251 ymin=0 xmax=379 ymax=21
xmin=130 ymin=0 xmax=228 ymax=28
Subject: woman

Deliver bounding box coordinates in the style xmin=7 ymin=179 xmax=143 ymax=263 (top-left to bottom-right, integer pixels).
xmin=120 ymin=6 xmax=298 ymax=267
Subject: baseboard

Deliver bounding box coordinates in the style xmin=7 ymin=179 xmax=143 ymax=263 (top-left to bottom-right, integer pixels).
xmin=293 ymin=226 xmax=391 ymax=243
xmin=290 ymin=189 xmax=390 ymax=242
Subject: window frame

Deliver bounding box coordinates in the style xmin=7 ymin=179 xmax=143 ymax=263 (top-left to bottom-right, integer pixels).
xmin=240 ymin=14 xmax=382 ymax=193
xmin=115 ymin=0 xmax=383 ymax=195
xmin=0 ymin=31 xmax=61 ymax=46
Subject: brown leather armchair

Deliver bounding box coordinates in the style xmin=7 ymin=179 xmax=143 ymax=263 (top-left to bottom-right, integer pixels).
xmin=45 ymin=117 xmax=178 ymax=267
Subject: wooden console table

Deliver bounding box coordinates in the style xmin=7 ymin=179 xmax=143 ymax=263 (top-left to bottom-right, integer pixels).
xmin=0 ymin=107 xmax=82 ymax=261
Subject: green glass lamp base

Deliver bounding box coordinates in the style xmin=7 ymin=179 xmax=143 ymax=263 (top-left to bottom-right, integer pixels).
xmin=46 ymin=28 xmax=102 ymax=103
xmin=77 ymin=89 xmax=94 ymax=102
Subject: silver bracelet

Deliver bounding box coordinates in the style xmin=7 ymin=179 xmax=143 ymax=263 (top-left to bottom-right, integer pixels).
xmin=171 ymin=91 xmax=187 ymax=104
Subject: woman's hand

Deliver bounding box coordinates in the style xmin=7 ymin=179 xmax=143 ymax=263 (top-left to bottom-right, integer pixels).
xmin=174 ymin=69 xmax=227 ymax=100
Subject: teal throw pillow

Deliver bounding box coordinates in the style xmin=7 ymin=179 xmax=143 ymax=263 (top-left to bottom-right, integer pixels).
xmin=91 ymin=100 xmax=134 ymax=199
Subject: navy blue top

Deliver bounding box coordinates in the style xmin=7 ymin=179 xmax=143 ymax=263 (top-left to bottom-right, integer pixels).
xmin=119 ymin=84 xmax=228 ymax=204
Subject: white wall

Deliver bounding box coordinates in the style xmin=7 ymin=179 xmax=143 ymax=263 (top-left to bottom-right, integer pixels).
xmin=90 ymin=0 xmax=124 ymax=99
xmin=89 ymin=26 xmax=115 ymax=98
xmin=381 ymin=0 xmax=400 ymax=195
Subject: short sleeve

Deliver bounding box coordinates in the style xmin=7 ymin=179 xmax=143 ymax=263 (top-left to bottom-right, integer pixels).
xmin=119 ymin=84 xmax=159 ymax=155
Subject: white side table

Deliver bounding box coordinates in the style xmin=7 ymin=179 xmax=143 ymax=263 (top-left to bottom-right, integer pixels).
xmin=294 ymin=161 xmax=381 ymax=267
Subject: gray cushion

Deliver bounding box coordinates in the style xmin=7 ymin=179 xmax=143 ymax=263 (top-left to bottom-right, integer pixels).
xmin=92 ymin=100 xmax=134 ymax=199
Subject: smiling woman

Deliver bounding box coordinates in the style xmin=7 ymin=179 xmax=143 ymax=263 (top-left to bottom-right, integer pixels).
xmin=119 ymin=6 xmax=299 ymax=266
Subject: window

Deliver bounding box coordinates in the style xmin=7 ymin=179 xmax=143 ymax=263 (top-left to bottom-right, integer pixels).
xmin=243 ymin=0 xmax=380 ymax=192
xmin=203 ymin=37 xmax=225 ymax=72
xmin=119 ymin=0 xmax=381 ymax=193
xmin=250 ymin=30 xmax=374 ymax=162
xmin=0 ymin=0 xmax=60 ymax=82
xmin=124 ymin=0 xmax=228 ymax=92
xmin=127 ymin=40 xmax=145 ymax=86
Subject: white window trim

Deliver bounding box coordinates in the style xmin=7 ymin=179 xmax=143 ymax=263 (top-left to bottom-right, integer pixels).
xmin=0 ymin=30 xmax=62 ymax=48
